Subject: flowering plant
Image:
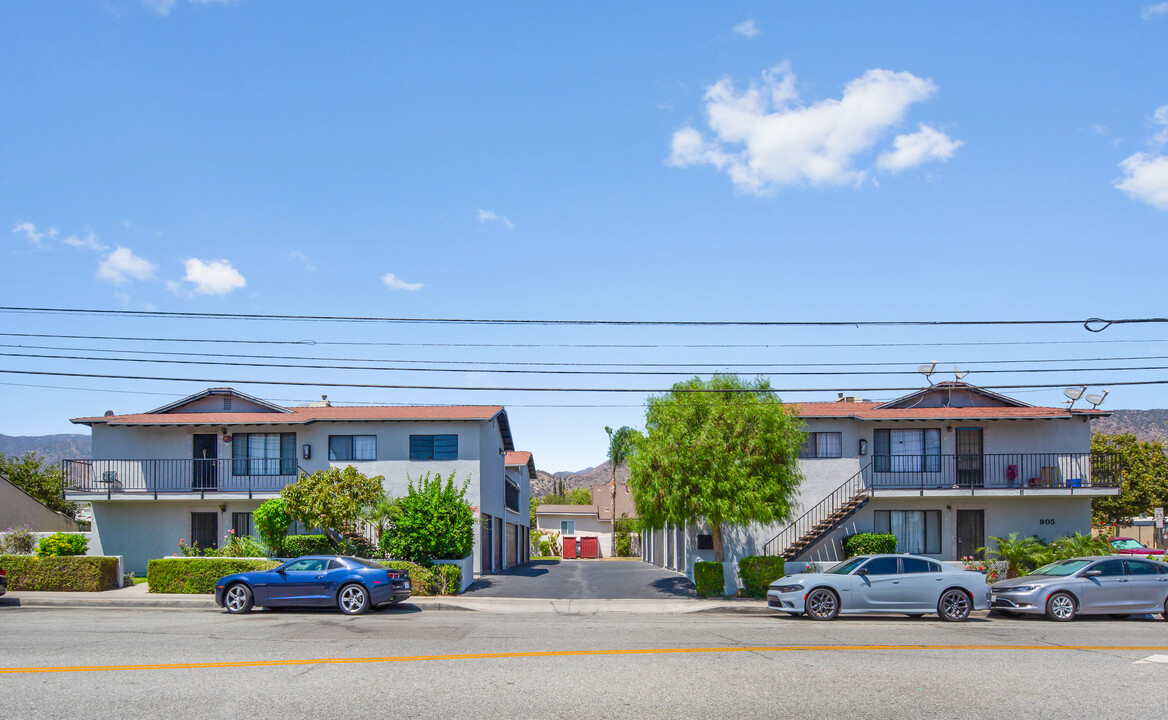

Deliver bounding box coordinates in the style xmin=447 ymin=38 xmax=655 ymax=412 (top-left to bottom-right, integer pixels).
xmin=961 ymin=555 xmax=1005 ymax=584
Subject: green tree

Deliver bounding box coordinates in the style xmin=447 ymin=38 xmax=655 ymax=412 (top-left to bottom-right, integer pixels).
xmin=281 ymin=466 xmax=385 ymax=539
xmin=543 ymin=488 xmax=592 ymax=505
xmin=0 ymin=452 xmax=76 ymax=517
xmin=604 ymin=425 xmax=639 ymax=557
xmin=1091 ymin=433 xmax=1168 ymax=527
xmin=383 ymin=471 xmax=475 ymax=563
xmin=253 ymin=498 xmax=291 ymax=555
xmin=980 ymin=532 xmax=1046 ymax=578
xmin=627 ymin=374 xmax=805 ymax=562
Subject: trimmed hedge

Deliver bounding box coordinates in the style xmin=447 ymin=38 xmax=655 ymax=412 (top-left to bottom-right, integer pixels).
xmin=694 ymin=561 xmax=724 ymax=597
xmin=148 ymin=557 xmax=279 ymax=594
xmin=842 ymin=532 xmax=898 ymax=558
xmin=36 ymin=532 xmax=89 ymax=557
xmin=0 ymin=555 xmax=119 ymax=591
xmin=376 ymin=560 xmax=461 ymax=596
xmin=737 ymin=556 xmax=786 ymax=599
xmin=282 ymin=534 xmax=334 ymax=557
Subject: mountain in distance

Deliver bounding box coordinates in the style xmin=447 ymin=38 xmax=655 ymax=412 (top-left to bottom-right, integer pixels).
xmin=533 ymin=461 xmax=636 ymax=517
xmin=0 ymin=433 xmax=91 ymax=465
xmin=1092 ymin=409 xmax=1168 ymax=443
xmin=552 ymin=466 xmax=594 ymax=478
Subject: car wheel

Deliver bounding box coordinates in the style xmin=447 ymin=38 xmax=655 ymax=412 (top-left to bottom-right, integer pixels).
xmin=223 ymin=583 xmax=253 ymax=614
xmin=937 ymin=589 xmax=971 ymax=622
xmin=338 ymin=583 xmax=370 ymax=615
xmin=1045 ymin=592 xmax=1077 ymax=622
xmin=805 ymin=588 xmax=840 ymax=621
xmin=1162 ymin=599 xmax=1167 ymax=621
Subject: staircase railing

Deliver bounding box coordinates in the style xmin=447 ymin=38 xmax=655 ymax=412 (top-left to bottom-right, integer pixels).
xmin=764 ymin=463 xmax=872 ymax=558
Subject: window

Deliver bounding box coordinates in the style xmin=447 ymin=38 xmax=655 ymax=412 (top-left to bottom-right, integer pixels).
xmin=409 ymin=434 xmax=458 ymax=460
xmin=1126 ymin=560 xmax=1162 ymax=576
xmin=874 ymin=510 xmax=942 ymax=554
xmin=191 ymin=512 xmax=218 ymax=550
xmin=860 ymin=557 xmax=900 ymax=575
xmin=697 ymin=534 xmax=715 ymax=550
xmin=1091 ymin=559 xmax=1126 ymax=577
xmin=282 ymin=558 xmax=328 ymax=572
xmin=328 ymin=435 xmax=376 ymax=461
xmin=902 ymin=557 xmax=941 ymax=573
xmin=873 ymin=429 xmax=941 ymax=472
xmin=232 ymin=432 xmax=296 ymax=476
xmin=799 ymin=432 xmax=843 ymax=458
xmin=327 ymin=559 xmax=344 ymax=570
xmin=231 ymin=512 xmax=252 ymax=538
xmin=560 ymin=520 xmax=576 ymax=535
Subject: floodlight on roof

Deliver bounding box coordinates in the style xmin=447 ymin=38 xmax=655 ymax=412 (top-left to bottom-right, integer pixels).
xmin=918 ymin=362 xmax=937 ymax=386
xmin=1085 ymin=390 xmax=1109 ymax=409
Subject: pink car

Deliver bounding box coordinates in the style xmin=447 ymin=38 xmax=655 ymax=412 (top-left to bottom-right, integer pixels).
xmin=1109 ymin=537 xmax=1166 ymax=556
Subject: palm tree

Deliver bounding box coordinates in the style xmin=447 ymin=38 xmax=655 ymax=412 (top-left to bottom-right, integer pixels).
xmin=605 ymin=425 xmax=639 ymax=557
xmin=981 ymin=532 xmax=1046 ymax=578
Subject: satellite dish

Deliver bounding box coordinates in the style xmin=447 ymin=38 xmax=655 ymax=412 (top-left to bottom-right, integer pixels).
xmin=1063 ymin=386 xmax=1086 ymax=410
xmin=953 ymin=366 xmax=968 ymax=381
xmin=918 ymin=362 xmax=937 ymax=386
xmin=1085 ymin=390 xmax=1109 ymax=409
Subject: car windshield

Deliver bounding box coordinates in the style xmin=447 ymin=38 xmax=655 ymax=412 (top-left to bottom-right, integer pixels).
xmin=1029 ymin=559 xmax=1092 ymax=576
xmin=829 ymin=557 xmax=869 ymax=575
xmin=1110 ymin=539 xmax=1144 ymax=550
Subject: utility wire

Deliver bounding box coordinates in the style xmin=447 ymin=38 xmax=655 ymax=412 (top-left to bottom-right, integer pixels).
xmin=5 ymin=349 xmax=1168 ymax=378
xmin=0 ymin=305 xmax=1162 ymax=330
xmin=3 ymin=342 xmax=1168 ymax=370
xmin=1 ymin=367 xmax=1163 ymax=393
xmin=2 ymin=331 xmax=1166 ymax=351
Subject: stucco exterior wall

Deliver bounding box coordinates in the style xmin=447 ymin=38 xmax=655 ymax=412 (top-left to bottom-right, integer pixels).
xmin=535 ymin=510 xmax=612 ymax=557
xmin=0 ymin=477 xmax=78 ymax=532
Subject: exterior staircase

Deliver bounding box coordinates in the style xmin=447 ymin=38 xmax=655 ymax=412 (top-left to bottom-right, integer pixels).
xmin=764 ymin=463 xmax=872 ymax=560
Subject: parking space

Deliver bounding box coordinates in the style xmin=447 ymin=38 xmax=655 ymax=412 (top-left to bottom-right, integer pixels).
xmin=465 ymin=559 xmax=695 ymax=599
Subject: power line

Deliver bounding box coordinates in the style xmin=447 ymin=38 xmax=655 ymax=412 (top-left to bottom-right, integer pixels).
xmin=4 ymin=341 xmax=1168 ymax=370
xmin=0 ymin=306 xmax=1162 ymax=330
xmin=6 ymin=348 xmax=1168 ymax=378
xmin=1 ymin=367 xmax=1164 ymax=393
xmin=2 ymin=331 xmax=1167 ymax=351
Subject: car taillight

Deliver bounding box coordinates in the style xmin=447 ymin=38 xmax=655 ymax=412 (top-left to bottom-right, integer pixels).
xmin=0 ymin=569 xmax=6 ymax=577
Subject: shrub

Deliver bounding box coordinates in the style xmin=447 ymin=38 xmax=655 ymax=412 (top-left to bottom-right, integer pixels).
xmin=842 ymin=533 xmax=897 ymax=558
xmin=0 ymin=525 xmax=37 ymax=555
xmin=539 ymin=540 xmax=552 ymax=556
xmin=0 ymin=555 xmax=119 ymax=591
xmin=615 ymin=533 xmax=632 ymax=557
xmin=375 ymin=560 xmax=460 ymax=596
xmin=36 ymin=532 xmax=89 ymax=557
xmin=147 ymin=558 xmax=279 ymax=594
xmin=282 ymin=534 xmax=334 ymax=557
xmin=217 ymin=533 xmax=268 ymax=558
xmin=694 ymin=561 xmax=724 ymax=597
xmin=383 ymin=471 xmax=474 ymax=563
xmin=982 ymin=532 xmax=1047 ymax=578
xmin=254 ymin=498 xmax=291 ymax=555
xmin=281 ymin=466 xmax=384 ymax=536
xmin=737 ymin=556 xmax=786 ymax=599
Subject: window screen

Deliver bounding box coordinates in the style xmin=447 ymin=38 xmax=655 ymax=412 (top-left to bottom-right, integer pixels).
xmin=873 ymin=510 xmax=942 ymax=554
xmin=873 ymin=429 xmax=941 ymax=472
xmin=799 ymin=432 xmax=843 ymax=458
xmin=409 ymin=434 xmax=458 ymax=460
xmin=329 ymin=435 xmax=376 ymax=461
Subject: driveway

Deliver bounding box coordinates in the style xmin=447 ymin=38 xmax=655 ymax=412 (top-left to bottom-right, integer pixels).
xmin=465 ymin=559 xmax=695 ymax=599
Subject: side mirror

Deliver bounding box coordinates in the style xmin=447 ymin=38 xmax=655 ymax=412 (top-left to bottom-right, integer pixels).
xmin=1081 ymin=569 xmax=1102 ymax=577
xmin=275 ymin=567 xmax=286 ymax=575
xmin=856 ymin=568 xmax=869 ymax=576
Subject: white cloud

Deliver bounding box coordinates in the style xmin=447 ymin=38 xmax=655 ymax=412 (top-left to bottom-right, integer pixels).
xmin=1115 ymin=153 xmax=1168 ymax=209
xmin=141 ymin=0 xmax=238 ymax=16
xmin=1114 ymin=105 xmax=1168 ymax=210
xmin=876 ymin=124 xmax=963 ymax=172
xmin=1141 ymin=3 xmax=1168 ymax=20
xmin=63 ymin=231 xmax=108 ymax=251
xmin=669 ymin=62 xmax=954 ymax=193
xmin=286 ymin=250 xmax=315 ymax=271
xmin=382 ymin=272 xmax=424 ymax=291
xmin=12 ymin=221 xmax=55 ymax=247
xmin=97 ymin=247 xmax=157 ymax=284
xmin=178 ymin=258 xmax=247 ymax=295
xmin=732 ymin=19 xmax=760 ymax=38
xmin=477 ymin=209 xmax=514 ymax=229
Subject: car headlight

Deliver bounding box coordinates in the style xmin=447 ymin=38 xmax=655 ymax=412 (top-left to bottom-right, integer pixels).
xmin=772 ymin=584 xmax=804 ymax=593
xmin=997 ymin=585 xmax=1038 ymax=593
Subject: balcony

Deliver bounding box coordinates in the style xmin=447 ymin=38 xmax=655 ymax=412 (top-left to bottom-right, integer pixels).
xmin=867 ymin=452 xmax=1119 ymax=493
xmin=505 ymin=479 xmax=521 ymax=513
xmin=62 ymin=459 xmax=300 ymax=499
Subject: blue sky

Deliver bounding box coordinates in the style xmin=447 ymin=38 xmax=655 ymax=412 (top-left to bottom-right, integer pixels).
xmin=2 ymin=2 xmax=1167 ymax=471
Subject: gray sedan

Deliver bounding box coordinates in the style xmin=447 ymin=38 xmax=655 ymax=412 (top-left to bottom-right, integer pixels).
xmin=767 ymin=554 xmax=991 ymax=621
xmin=992 ymin=556 xmax=1168 ymax=621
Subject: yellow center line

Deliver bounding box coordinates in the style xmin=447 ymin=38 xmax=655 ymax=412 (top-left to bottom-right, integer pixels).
xmin=2 ymin=644 xmax=1167 ymax=675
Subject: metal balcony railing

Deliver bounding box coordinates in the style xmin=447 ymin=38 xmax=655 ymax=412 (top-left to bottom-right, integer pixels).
xmin=61 ymin=459 xmax=300 ymax=499
xmin=868 ymin=452 xmax=1119 ymax=490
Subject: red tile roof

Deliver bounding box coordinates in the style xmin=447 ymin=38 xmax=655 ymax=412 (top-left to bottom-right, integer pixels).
xmin=72 ymin=405 xmax=505 ymax=426
xmin=790 ymin=401 xmax=1108 ymax=420
xmin=505 ymin=451 xmax=531 ymax=466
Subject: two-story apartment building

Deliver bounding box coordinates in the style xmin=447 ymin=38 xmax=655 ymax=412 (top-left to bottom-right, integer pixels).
xmin=64 ymin=387 xmax=533 ymax=575
xmin=642 ymin=382 xmax=1118 ymax=589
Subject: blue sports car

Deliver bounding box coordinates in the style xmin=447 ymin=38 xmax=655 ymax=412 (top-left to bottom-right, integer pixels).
xmin=215 ymin=555 xmax=411 ymax=615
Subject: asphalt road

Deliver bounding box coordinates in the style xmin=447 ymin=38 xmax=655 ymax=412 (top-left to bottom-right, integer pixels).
xmin=465 ymin=559 xmax=695 ymax=598
xmin=2 ymin=605 xmax=1167 ymax=719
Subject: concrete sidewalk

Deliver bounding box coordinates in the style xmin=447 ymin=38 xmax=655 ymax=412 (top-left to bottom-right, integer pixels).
xmin=2 ymin=582 xmax=771 ymax=615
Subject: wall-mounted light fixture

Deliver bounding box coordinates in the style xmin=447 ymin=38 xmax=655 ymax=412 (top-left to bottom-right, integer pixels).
xmin=302 ymin=444 xmax=311 ymax=460
xmin=946 ymin=425 xmax=953 ymax=432
xmin=858 ymin=438 xmax=868 ymax=456
xmin=218 ymin=504 xmax=226 ymax=512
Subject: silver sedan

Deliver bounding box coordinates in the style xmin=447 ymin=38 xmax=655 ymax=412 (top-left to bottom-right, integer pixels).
xmin=991 ymin=556 xmax=1168 ymax=621
xmin=767 ymin=554 xmax=991 ymax=621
